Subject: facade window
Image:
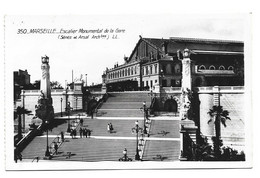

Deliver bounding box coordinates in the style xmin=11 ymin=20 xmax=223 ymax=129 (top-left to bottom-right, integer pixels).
xmin=122 ymin=70 xmax=124 ymax=77
xmin=199 ymin=65 xmax=206 ymax=70
xmin=219 ymin=65 xmax=225 ymax=70
xmin=171 ymin=79 xmax=175 ymax=87
xmin=125 ymin=69 xmax=127 ymax=76
xmin=135 ymin=66 xmax=137 ymax=74
xmin=131 ymin=67 xmax=133 ymax=75
xmin=128 ymin=68 xmax=130 ymax=76
xmin=228 ymin=66 xmax=234 ymax=70
xmin=175 ymin=64 xmax=181 ymax=73
xmin=146 ymin=81 xmax=149 ymax=87
xmin=146 ymin=66 xmax=149 ymax=75
xmin=162 ymin=79 xmax=167 ymax=87
xmin=155 ymin=64 xmax=157 ymax=74
xmin=150 ymin=80 xmax=153 ymax=88
xmin=209 ymin=65 xmax=215 ymax=70
xmin=150 ymin=65 xmax=153 ymax=74
xmin=142 ymin=67 xmax=144 ymax=76
xmin=162 ymin=65 xmax=166 ymax=73
xmin=155 ymin=79 xmax=157 ymax=84
xmin=171 ymin=65 xmax=175 ymax=74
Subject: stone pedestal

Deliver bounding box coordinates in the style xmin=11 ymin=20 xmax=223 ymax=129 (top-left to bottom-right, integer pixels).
xmin=179 ymin=119 xmax=198 ymax=160
xmin=101 ymin=83 xmax=107 ymax=93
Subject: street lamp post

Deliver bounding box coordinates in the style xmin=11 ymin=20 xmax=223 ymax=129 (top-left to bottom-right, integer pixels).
xmin=22 ymin=89 xmax=25 ymax=133
xmin=60 ymin=98 xmax=63 ymax=117
xmin=45 ymin=120 xmax=50 ymax=157
xmin=132 ymin=120 xmax=142 ymax=160
xmin=160 ymin=69 xmax=164 ymax=87
xmin=143 ymin=102 xmax=147 ymax=134
xmin=67 ymin=102 xmax=71 ymax=132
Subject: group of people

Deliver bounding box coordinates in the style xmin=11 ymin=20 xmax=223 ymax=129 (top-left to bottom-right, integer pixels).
xmin=107 ymin=123 xmax=114 ymax=133
xmin=79 ymin=127 xmax=91 ymax=138
xmin=70 ymin=129 xmax=77 ymax=138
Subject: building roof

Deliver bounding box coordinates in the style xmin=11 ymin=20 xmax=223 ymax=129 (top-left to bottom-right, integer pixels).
xmin=169 ymin=37 xmax=243 ymax=44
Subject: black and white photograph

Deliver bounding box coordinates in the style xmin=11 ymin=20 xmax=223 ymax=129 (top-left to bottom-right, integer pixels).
xmin=2 ymin=1 xmax=256 ymax=174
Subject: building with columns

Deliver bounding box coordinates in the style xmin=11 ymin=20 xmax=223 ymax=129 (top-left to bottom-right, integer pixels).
xmin=103 ymin=36 xmax=244 ymax=91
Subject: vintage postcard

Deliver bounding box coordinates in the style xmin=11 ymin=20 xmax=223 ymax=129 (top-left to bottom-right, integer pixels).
xmin=4 ymin=14 xmax=252 ymax=170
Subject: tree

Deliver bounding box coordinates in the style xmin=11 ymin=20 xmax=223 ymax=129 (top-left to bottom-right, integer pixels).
xmin=50 ymin=81 xmax=63 ymax=89
xmin=208 ymin=105 xmax=230 ymax=158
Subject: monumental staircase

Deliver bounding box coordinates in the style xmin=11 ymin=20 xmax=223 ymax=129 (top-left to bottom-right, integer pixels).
xmin=97 ymin=92 xmax=151 ymax=117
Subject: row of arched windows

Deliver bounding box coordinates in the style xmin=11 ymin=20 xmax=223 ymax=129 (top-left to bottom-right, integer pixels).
xmin=142 ymin=64 xmax=158 ymax=76
xmin=108 ymin=65 xmax=138 ymax=80
xmin=199 ymin=65 xmax=234 ymax=71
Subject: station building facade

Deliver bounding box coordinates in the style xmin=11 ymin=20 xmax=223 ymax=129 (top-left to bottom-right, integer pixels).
xmin=103 ymin=36 xmax=244 ymax=91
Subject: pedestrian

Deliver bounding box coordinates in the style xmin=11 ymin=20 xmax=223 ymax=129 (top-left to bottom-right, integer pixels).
xmin=83 ymin=128 xmax=86 ymax=137
xmin=88 ymin=129 xmax=91 ymax=138
xmin=73 ymin=129 xmax=77 ymax=138
xmin=91 ymin=109 xmax=94 ymax=119
xmin=54 ymin=142 xmax=58 ymax=154
xmin=123 ymin=148 xmax=127 ymax=160
xmin=109 ymin=123 xmax=114 ymax=131
xmin=107 ymin=123 xmax=110 ymax=133
xmin=61 ymin=131 xmax=64 ymax=142
xmin=85 ymin=128 xmax=88 ymax=138
xmin=80 ymin=118 xmax=83 ymax=126
xmin=70 ymin=130 xmax=73 ymax=139
xmin=79 ymin=128 xmax=83 ymax=138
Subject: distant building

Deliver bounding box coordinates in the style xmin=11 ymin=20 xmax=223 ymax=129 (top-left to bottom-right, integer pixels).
xmin=14 ymin=69 xmax=31 ymax=100
xmin=103 ymin=36 xmax=244 ymax=91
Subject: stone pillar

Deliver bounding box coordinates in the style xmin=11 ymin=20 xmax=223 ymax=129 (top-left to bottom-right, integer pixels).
xmin=35 ymin=56 xmax=54 ymax=122
xmin=180 ymin=49 xmax=192 ymax=120
xmin=181 ymin=49 xmax=192 ymax=90
xmin=40 ymin=56 xmax=51 ymax=99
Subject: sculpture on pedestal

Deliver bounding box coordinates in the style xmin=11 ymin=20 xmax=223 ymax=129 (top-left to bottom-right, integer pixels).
xmin=35 ymin=55 xmax=54 ymax=122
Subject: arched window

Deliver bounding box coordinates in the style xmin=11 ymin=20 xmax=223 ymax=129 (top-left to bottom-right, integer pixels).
xmin=209 ymin=65 xmax=215 ymax=70
xmin=199 ymin=65 xmax=206 ymax=70
xmin=150 ymin=65 xmax=153 ymax=74
xmin=155 ymin=64 xmax=158 ymax=74
xmin=175 ymin=64 xmax=181 ymax=73
xmin=122 ymin=70 xmax=124 ymax=77
xmin=146 ymin=66 xmax=149 ymax=75
xmin=128 ymin=68 xmax=130 ymax=76
xmin=125 ymin=69 xmax=127 ymax=76
xmin=219 ymin=65 xmax=225 ymax=70
xmin=131 ymin=67 xmax=133 ymax=75
xmin=228 ymin=66 xmax=234 ymax=70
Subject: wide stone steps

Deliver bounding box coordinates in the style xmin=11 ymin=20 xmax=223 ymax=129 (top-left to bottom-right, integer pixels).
xmin=20 ymin=114 xmax=181 ymax=162
xmin=142 ymin=140 xmax=180 ymax=161
xmin=101 ymin=102 xmax=151 ymax=109
xmin=98 ymin=92 xmax=152 ymax=117
xmin=149 ymin=120 xmax=180 ymax=138
xmin=78 ymin=119 xmax=145 ymax=137
xmin=52 ymin=139 xmax=137 ymax=162
xmin=97 ymin=109 xmax=145 ymax=117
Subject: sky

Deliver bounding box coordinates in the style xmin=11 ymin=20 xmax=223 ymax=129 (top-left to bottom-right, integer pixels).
xmin=5 ymin=14 xmax=248 ymax=87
